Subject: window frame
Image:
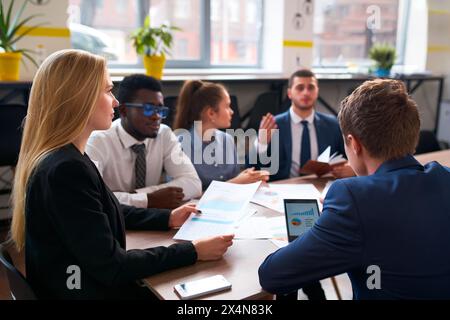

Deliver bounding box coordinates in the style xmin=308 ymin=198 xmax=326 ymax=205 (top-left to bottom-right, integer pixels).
xmin=106 ymin=0 xmax=265 ymax=69
xmin=312 ymin=0 xmax=412 ymax=70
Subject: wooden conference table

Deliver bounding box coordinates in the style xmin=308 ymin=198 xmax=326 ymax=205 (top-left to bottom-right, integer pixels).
xmin=126 ymin=150 xmax=450 ymax=300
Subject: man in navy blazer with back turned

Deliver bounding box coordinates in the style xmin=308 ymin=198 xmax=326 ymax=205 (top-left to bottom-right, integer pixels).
xmin=256 ymin=69 xmax=354 ymax=182
xmin=254 ymin=69 xmax=354 ymax=300
xmin=259 ymin=79 xmax=450 ymax=299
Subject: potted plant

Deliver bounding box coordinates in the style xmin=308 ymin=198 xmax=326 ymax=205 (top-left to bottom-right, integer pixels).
xmin=369 ymin=43 xmax=396 ymax=78
xmin=0 ymin=0 xmax=43 ymax=81
xmin=131 ymin=15 xmax=180 ymax=80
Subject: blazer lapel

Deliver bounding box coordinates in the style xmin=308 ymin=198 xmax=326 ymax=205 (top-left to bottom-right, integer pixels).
xmin=314 ymin=112 xmax=328 ymax=154
xmin=279 ymin=111 xmax=292 ymax=166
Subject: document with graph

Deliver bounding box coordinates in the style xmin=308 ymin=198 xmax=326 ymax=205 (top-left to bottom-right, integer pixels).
xmin=251 ymin=183 xmax=321 ymax=213
xmin=174 ymin=181 xmax=261 ymax=241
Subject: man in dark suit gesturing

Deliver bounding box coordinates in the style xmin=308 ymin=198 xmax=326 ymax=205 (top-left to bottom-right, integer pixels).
xmin=256 ymin=69 xmax=354 ymax=182
xmin=259 ymin=79 xmax=450 ymax=300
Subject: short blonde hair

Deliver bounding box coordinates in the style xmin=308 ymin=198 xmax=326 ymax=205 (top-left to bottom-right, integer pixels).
xmin=11 ymin=49 xmax=107 ymax=250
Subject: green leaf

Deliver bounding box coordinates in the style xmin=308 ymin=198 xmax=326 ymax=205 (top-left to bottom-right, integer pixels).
xmin=20 ymin=50 xmax=39 ymax=68
xmin=369 ymin=42 xmax=396 ymax=70
xmin=9 ymin=24 xmax=45 ymax=48
xmin=0 ymin=1 xmax=46 ymax=52
xmin=4 ymin=0 xmax=15 ymax=34
xmin=130 ymin=14 xmax=181 ymax=57
xmin=7 ymin=15 xmax=42 ymax=39
xmin=9 ymin=0 xmax=28 ymax=32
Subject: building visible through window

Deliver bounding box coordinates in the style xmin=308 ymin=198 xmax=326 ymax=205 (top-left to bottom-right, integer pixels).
xmin=68 ymin=0 xmax=263 ymax=68
xmin=313 ymin=0 xmax=401 ymax=68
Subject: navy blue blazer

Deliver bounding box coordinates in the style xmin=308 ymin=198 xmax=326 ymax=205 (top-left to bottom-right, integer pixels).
xmin=256 ymin=110 xmax=345 ymax=181
xmin=259 ymin=155 xmax=450 ymax=299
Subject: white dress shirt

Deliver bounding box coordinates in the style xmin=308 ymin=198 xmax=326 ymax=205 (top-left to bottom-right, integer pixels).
xmin=289 ymin=108 xmax=318 ymax=177
xmin=256 ymin=107 xmax=318 ymax=178
xmin=86 ymin=119 xmax=202 ymax=208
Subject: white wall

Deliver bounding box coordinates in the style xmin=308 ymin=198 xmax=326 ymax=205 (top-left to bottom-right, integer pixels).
xmin=427 ymin=0 xmax=450 ymax=100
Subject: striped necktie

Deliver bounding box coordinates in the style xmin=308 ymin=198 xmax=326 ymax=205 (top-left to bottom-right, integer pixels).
xmin=131 ymin=143 xmax=146 ymax=190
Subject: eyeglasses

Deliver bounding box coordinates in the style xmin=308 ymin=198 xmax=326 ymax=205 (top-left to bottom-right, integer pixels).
xmin=122 ymin=103 xmax=169 ymax=119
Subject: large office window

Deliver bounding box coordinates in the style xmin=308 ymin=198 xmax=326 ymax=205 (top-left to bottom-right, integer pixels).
xmin=68 ymin=0 xmax=143 ymax=66
xmin=210 ymin=0 xmax=263 ymax=66
xmin=68 ymin=0 xmax=264 ymax=68
xmin=313 ymin=0 xmax=406 ymax=68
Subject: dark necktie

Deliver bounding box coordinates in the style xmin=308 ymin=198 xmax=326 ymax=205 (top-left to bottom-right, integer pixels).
xmin=300 ymin=120 xmax=311 ymax=168
xmin=131 ymin=144 xmax=146 ymax=190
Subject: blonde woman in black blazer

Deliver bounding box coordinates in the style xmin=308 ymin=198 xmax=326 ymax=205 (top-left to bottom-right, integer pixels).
xmin=11 ymin=50 xmax=234 ymax=299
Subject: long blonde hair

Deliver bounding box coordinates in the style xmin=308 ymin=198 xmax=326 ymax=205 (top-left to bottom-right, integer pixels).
xmin=11 ymin=49 xmax=107 ymax=251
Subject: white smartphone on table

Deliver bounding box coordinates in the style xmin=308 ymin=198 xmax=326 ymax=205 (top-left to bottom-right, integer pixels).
xmin=174 ymin=275 xmax=232 ymax=300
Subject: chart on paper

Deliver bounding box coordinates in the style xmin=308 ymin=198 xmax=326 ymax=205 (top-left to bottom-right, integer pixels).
xmin=174 ymin=181 xmax=261 ymax=241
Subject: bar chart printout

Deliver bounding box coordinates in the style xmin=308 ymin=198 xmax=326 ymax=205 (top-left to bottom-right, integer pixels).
xmin=174 ymin=181 xmax=261 ymax=241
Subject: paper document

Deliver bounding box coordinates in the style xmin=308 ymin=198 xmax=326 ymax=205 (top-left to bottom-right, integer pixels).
xmin=317 ymin=146 xmax=345 ymax=164
xmin=268 ymin=216 xmax=289 ymax=248
xmin=174 ymin=181 xmax=261 ymax=241
xmin=268 ymin=216 xmax=288 ymax=239
xmin=251 ymin=184 xmax=321 ymax=213
xmin=270 ymin=239 xmax=289 ymax=248
xmin=234 ymin=217 xmax=272 ymax=239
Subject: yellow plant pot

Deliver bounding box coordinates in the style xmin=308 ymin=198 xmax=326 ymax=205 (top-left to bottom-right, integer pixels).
xmin=0 ymin=52 xmax=22 ymax=81
xmin=143 ymin=55 xmax=166 ymax=80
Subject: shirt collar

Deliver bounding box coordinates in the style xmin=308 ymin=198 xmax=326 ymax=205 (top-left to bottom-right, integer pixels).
xmin=374 ymin=154 xmax=424 ymax=175
xmin=290 ymin=107 xmax=315 ymax=125
xmin=116 ymin=120 xmax=149 ymax=150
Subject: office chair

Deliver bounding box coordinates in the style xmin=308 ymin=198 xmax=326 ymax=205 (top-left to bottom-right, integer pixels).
xmin=415 ymin=130 xmax=441 ymax=155
xmin=229 ymin=95 xmax=242 ymax=130
xmin=246 ymin=91 xmax=280 ymax=131
xmin=0 ymin=243 xmax=37 ymax=300
xmin=0 ymin=104 xmax=26 ymax=167
xmin=0 ymin=104 xmax=27 ymax=208
xmin=163 ymin=95 xmax=178 ymax=128
xmin=279 ymin=97 xmax=292 ymax=114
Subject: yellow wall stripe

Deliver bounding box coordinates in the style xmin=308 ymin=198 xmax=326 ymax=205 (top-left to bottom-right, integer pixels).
xmin=428 ymin=45 xmax=450 ymax=53
xmin=428 ymin=9 xmax=450 ymax=15
xmin=283 ymin=40 xmax=314 ymax=48
xmin=17 ymin=26 xmax=71 ymax=38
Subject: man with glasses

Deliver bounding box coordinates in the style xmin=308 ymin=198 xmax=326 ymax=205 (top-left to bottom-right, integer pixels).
xmin=86 ymin=74 xmax=202 ymax=209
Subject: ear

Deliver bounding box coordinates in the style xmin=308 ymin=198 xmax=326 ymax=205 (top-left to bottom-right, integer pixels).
xmin=287 ymin=88 xmax=293 ymax=100
xmin=347 ymin=134 xmax=362 ymax=155
xmin=205 ymin=106 xmax=216 ymax=120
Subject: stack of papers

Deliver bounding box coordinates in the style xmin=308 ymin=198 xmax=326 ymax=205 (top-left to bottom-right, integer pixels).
xmin=174 ymin=181 xmax=261 ymax=241
xmin=251 ymin=183 xmax=321 ymax=213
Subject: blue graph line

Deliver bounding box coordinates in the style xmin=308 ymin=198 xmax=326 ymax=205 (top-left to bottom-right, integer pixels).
xmin=191 ymin=217 xmax=234 ymax=225
xmin=199 ymin=200 xmax=243 ymax=212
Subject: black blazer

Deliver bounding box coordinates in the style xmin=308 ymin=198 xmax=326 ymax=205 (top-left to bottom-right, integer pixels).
xmin=25 ymin=144 xmax=197 ymax=299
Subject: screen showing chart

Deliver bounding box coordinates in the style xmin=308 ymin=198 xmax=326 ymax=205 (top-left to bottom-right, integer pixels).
xmin=284 ymin=200 xmax=320 ymax=241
